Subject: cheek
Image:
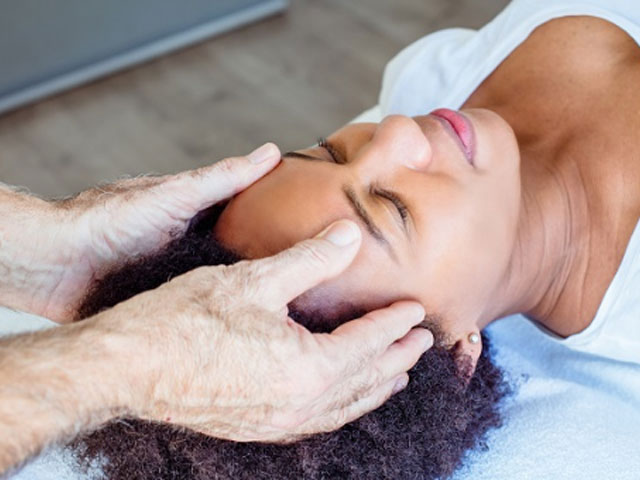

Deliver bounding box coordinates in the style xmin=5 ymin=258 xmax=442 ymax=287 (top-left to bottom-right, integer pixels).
xmin=475 ymin=138 xmax=521 ymax=267
xmin=214 ymin=172 xmax=346 ymax=258
xmin=410 ymin=192 xmax=512 ymax=313
xmin=214 ymin=195 xmax=305 ymax=258
xmin=293 ymin=240 xmax=417 ymax=319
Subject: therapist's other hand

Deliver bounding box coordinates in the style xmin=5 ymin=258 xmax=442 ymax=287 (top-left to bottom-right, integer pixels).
xmin=0 ymin=144 xmax=280 ymax=323
xmin=93 ymin=220 xmax=433 ymax=442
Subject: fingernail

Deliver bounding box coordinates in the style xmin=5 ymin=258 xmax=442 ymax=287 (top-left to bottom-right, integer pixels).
xmin=318 ymin=220 xmax=361 ymax=246
xmin=392 ymin=376 xmax=409 ymax=395
xmin=407 ymin=303 xmax=426 ymax=322
xmin=421 ymin=329 xmax=434 ymax=351
xmin=248 ymin=143 xmax=278 ymax=164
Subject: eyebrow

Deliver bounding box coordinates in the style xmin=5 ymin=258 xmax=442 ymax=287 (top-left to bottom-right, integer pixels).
xmin=284 ymin=150 xmax=399 ymax=261
xmin=342 ymin=185 xmax=398 ymax=262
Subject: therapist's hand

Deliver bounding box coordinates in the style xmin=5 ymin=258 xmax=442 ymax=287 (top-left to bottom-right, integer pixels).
xmin=91 ymin=220 xmax=433 ymax=442
xmin=0 ymin=143 xmax=281 ymax=323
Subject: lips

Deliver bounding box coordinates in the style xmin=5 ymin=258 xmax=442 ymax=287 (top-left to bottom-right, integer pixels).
xmin=430 ymin=108 xmax=476 ymax=165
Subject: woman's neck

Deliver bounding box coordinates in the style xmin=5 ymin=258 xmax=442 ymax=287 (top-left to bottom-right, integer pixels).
xmin=468 ymin=16 xmax=640 ymax=336
xmin=488 ymin=138 xmax=595 ymax=335
xmin=482 ymin=99 xmax=640 ymax=336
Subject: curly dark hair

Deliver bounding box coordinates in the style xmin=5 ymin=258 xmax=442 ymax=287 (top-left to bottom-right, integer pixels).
xmin=72 ymin=209 xmax=510 ymax=480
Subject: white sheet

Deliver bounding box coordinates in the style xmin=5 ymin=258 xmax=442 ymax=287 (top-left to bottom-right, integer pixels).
xmin=454 ymin=314 xmax=640 ymax=479
xmin=3 ymin=304 xmax=639 ymax=479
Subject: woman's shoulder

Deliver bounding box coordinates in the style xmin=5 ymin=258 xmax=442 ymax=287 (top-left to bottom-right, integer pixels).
xmin=379 ymin=0 xmax=640 ymax=116
xmin=378 ymin=0 xmax=547 ymax=115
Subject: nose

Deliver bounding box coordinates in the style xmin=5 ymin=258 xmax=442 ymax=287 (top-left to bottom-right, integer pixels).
xmin=356 ymin=115 xmax=432 ymax=173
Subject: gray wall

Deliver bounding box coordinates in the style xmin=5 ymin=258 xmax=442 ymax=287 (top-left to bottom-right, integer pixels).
xmin=0 ymin=0 xmax=287 ymax=113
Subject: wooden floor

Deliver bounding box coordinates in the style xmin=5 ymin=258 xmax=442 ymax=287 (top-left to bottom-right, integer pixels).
xmin=0 ymin=0 xmax=508 ymax=198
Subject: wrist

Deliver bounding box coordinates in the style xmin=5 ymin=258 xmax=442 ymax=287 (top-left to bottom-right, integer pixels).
xmin=0 ymin=319 xmax=133 ymax=472
xmin=0 ymin=186 xmax=78 ymax=319
xmin=82 ymin=308 xmax=156 ymax=417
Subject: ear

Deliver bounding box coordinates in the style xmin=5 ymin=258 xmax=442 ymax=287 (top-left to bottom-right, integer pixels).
xmin=453 ymin=330 xmax=482 ymax=378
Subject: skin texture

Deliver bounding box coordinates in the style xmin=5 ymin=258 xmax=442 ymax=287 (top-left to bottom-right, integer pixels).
xmin=0 ymin=143 xmax=282 ymax=324
xmin=215 ymin=110 xmax=521 ymax=367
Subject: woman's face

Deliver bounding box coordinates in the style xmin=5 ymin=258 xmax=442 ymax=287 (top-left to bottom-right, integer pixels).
xmin=214 ymin=108 xmax=521 ymax=341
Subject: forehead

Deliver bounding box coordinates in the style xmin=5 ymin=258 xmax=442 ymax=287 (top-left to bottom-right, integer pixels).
xmin=212 ymin=156 xmax=424 ymax=313
xmin=213 ymin=158 xmax=357 ymax=258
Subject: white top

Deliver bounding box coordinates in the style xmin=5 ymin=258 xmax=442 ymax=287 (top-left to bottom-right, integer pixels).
xmin=380 ymin=0 xmax=640 ymax=117
xmin=378 ymin=0 xmax=640 ymax=366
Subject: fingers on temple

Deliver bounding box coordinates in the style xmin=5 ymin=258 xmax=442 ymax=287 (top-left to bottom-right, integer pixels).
xmin=375 ymin=326 xmax=433 ymax=380
xmin=174 ymin=143 xmax=281 ymax=207
xmin=250 ymin=220 xmax=362 ymax=305
xmin=333 ymin=301 xmax=429 ymax=358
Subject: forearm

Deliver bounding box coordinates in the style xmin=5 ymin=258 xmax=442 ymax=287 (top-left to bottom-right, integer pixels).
xmin=0 ymin=318 xmax=132 ymax=474
xmin=0 ymin=184 xmax=71 ymax=318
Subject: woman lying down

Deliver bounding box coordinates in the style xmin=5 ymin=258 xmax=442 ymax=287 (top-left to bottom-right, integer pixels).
xmin=69 ymin=0 xmax=640 ymax=478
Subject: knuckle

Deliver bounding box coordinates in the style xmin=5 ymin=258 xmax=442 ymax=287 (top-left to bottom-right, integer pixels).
xmin=333 ymin=345 xmax=368 ymax=380
xmin=361 ymin=317 xmax=395 ymax=351
xmin=330 ymin=409 xmax=350 ymax=430
xmin=172 ymin=265 xmax=237 ymax=310
xmin=293 ymin=241 xmax=330 ymax=269
xmin=200 ymin=262 xmax=254 ymax=298
xmin=354 ymin=330 xmax=384 ymax=363
xmin=188 ymin=264 xmax=226 ymax=287
xmin=229 ymin=261 xmax=265 ymax=299
xmin=212 ymin=157 xmax=242 ymax=180
xmin=185 ymin=164 xmax=208 ymax=181
xmin=270 ymin=410 xmax=307 ymax=433
xmin=288 ymin=360 xmax=330 ymax=402
xmin=241 ymin=259 xmax=270 ymax=287
xmin=356 ymin=369 xmax=383 ymax=398
xmin=370 ymin=366 xmax=385 ymax=388
xmin=332 ymin=376 xmax=368 ymax=410
xmin=308 ymin=353 xmax=339 ymax=392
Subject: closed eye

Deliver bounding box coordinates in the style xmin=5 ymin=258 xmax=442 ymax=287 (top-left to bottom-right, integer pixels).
xmin=318 ymin=137 xmax=347 ymax=164
xmin=375 ymin=188 xmax=408 ymax=222
xmin=284 ymin=142 xmax=410 ymax=233
xmin=373 ymin=187 xmax=410 ymax=231
xmin=283 ymin=138 xmax=346 ymax=164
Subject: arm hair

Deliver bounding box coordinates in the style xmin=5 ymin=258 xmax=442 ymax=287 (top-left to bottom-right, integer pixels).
xmin=0 ymin=318 xmax=132 ymax=474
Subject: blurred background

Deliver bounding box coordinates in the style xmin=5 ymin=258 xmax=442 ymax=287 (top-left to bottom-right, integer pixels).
xmin=0 ymin=0 xmax=508 ymax=198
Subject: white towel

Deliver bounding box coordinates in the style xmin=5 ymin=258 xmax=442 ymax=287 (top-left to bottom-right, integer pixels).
xmin=453 ymin=314 xmax=640 ymax=480
xmin=3 ymin=307 xmax=639 ymax=479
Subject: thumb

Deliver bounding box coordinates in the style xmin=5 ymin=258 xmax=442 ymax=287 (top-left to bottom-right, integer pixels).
xmin=170 ymin=143 xmax=282 ymax=211
xmin=248 ymin=220 xmax=362 ymax=306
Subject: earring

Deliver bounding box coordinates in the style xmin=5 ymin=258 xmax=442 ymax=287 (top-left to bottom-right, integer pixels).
xmin=468 ymin=332 xmax=480 ymax=344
